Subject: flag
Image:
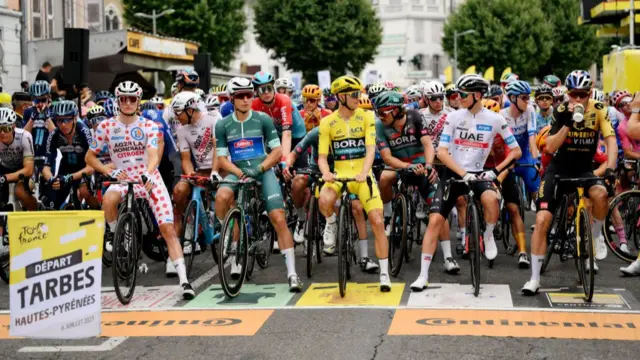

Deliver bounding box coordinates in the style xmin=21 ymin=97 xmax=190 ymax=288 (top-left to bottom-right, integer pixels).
xmin=483 ymin=67 xmax=495 ymax=81
xmin=443 ymin=66 xmax=453 ymax=84
xmin=464 ymin=65 xmax=476 ymax=75
xmin=501 ymin=67 xmax=513 ymax=80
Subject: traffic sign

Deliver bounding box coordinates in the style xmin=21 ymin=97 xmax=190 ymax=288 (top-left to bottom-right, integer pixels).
xmin=183 ymin=284 xmax=295 ymax=308
xmin=296 ymin=283 xmax=404 ymax=307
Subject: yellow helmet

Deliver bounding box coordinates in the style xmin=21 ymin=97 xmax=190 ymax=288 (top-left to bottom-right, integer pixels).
xmin=482 ymin=99 xmax=500 ymax=113
xmin=358 ymin=95 xmax=373 ymax=110
xmin=536 ymin=125 xmax=552 ymax=152
xmin=0 ymin=92 xmax=11 ymax=105
xmin=302 ymin=84 xmax=322 ymax=99
xmin=331 ymin=75 xmax=363 ymax=94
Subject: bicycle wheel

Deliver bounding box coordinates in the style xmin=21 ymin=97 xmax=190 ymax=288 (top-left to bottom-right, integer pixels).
xmin=102 ymin=228 xmax=113 ymax=268
xmin=316 ymin=211 xmax=324 ymax=264
xmin=516 ymin=178 xmax=526 ymax=220
xmin=306 ymin=196 xmax=318 ymax=278
xmin=577 ymin=208 xmax=595 ymax=302
xmin=0 ymin=233 xmax=9 ymax=284
xmin=604 ymin=190 xmax=640 ymax=263
xmin=255 ymin=212 xmax=274 ymax=269
xmin=112 ymin=213 xmax=140 ymax=305
xmin=542 ymin=196 xmax=568 ymax=274
xmin=467 ymin=202 xmax=481 ymax=297
xmin=337 ymin=204 xmax=349 ymax=298
xmin=218 ymin=207 xmax=248 ymax=298
xmin=181 ymin=200 xmax=198 ymax=279
xmin=389 ymin=195 xmax=407 ymax=276
xmin=501 ymin=209 xmax=517 ymax=256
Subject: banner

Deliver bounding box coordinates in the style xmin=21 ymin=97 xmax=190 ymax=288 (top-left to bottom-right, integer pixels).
xmin=464 ymin=65 xmax=476 ymax=75
xmin=501 ymin=67 xmax=513 ymax=80
xmin=483 ymin=67 xmax=495 ymax=81
xmin=9 ymin=211 xmax=104 ymax=339
xmin=317 ymin=70 xmax=332 ymax=91
xmin=290 ymin=72 xmax=302 ymax=93
xmin=443 ymin=66 xmax=453 ymax=84
xmin=365 ymin=70 xmax=379 ymax=85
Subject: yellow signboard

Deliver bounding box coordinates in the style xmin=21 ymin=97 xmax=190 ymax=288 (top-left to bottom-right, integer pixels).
xmin=296 ymin=283 xmax=404 ymax=306
xmin=602 ymin=49 xmax=640 ymax=93
xmin=127 ymin=31 xmax=199 ymax=61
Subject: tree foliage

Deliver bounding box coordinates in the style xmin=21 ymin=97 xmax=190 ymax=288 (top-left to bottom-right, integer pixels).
xmin=123 ymin=0 xmax=246 ymax=70
xmin=253 ymin=0 xmax=382 ymax=82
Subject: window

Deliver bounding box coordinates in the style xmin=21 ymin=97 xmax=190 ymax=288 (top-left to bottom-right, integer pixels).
xmin=431 ymin=20 xmax=443 ymax=43
xmin=87 ymin=1 xmax=102 ymax=32
xmin=415 ymin=20 xmax=424 ymax=43
xmin=64 ymin=0 xmax=74 ymax=28
xmin=105 ymin=4 xmax=122 ymax=31
xmin=32 ymin=0 xmax=42 ymax=39
xmin=46 ymin=0 xmax=54 ymax=38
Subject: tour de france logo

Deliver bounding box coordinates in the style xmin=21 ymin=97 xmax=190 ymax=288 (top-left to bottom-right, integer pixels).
xmin=131 ymin=127 xmax=144 ymax=141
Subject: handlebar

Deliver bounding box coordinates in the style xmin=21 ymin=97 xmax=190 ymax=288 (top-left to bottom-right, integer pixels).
xmin=555 ymin=175 xmax=604 ymax=185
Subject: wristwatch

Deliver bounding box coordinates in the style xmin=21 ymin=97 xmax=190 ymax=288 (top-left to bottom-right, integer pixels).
xmin=633 ymin=108 xmax=640 ymax=114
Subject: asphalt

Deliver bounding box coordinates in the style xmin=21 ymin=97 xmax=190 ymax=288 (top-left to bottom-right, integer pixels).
xmin=2 ymin=210 xmax=640 ymax=360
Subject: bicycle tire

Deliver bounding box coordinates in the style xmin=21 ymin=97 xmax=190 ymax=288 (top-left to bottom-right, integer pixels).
xmin=112 ymin=213 xmax=140 ymax=305
xmin=604 ymin=190 xmax=640 ymax=263
xmin=541 ymin=196 xmax=567 ymax=274
xmin=218 ymin=208 xmax=248 ymax=298
xmin=337 ymin=204 xmax=349 ymax=298
xmin=389 ymin=195 xmax=407 ymax=276
xmin=0 ymin=240 xmax=9 ymax=283
xmin=181 ymin=200 xmax=198 ymax=279
xmin=516 ymin=178 xmax=526 ymax=221
xmin=467 ymin=202 xmax=481 ymax=297
xmin=102 ymin=228 xmax=113 ymax=268
xmin=578 ymin=208 xmax=595 ymax=302
xmin=255 ymin=213 xmax=274 ymax=269
xmin=306 ymin=196 xmax=318 ymax=278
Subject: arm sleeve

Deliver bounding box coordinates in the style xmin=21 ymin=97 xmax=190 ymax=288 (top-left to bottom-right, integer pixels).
xmin=618 ymin=122 xmax=632 ymax=150
xmin=281 ymin=97 xmax=293 ymax=131
xmin=375 ymin=120 xmax=389 ymax=150
xmin=80 ymin=123 xmax=93 ymax=148
xmin=599 ymin=106 xmax=615 ymax=138
xmin=318 ymin=117 xmax=331 ymax=156
xmin=44 ymin=131 xmax=57 ymax=166
xmin=22 ymin=131 xmax=35 ymax=159
xmin=413 ymin=110 xmax=430 ymax=141
xmin=89 ymin=121 xmax=107 ymax=154
xmin=365 ymin=111 xmax=376 ymax=147
xmin=263 ymin=114 xmax=282 ymax=150
xmin=549 ymin=104 xmax=568 ymax=136
xmin=528 ymin=107 xmax=537 ymax=136
xmin=498 ymin=116 xmax=519 ymax=150
xmin=177 ymin=127 xmax=190 ymax=153
xmin=294 ymin=128 xmax=317 ymax=155
xmin=215 ymin=119 xmax=229 ymax=157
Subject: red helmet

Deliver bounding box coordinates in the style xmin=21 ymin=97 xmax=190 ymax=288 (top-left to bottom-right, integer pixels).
xmin=612 ymin=90 xmax=632 ymax=108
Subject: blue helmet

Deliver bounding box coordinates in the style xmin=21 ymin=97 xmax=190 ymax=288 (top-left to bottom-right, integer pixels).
xmin=51 ymin=100 xmax=78 ymax=118
xmin=95 ymin=90 xmax=112 ymax=103
xmin=140 ymin=102 xmax=156 ymax=112
xmin=505 ymin=80 xmax=532 ymax=96
xmin=102 ymin=98 xmax=118 ymax=118
xmin=141 ymin=109 xmax=159 ymax=121
xmin=252 ymin=71 xmax=275 ymax=87
xmin=565 ymin=70 xmax=592 ymax=91
xmin=29 ymin=80 xmax=51 ymax=97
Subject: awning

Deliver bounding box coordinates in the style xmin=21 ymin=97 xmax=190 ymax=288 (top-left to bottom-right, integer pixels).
xmin=582 ymin=1 xmax=640 ymax=25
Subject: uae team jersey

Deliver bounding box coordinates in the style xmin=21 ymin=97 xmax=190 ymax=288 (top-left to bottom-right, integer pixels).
xmin=176 ymin=115 xmax=217 ymax=170
xmin=0 ymin=129 xmax=34 ymax=171
xmin=439 ymin=108 xmax=519 ymax=173
xmin=500 ymin=105 xmax=536 ymax=160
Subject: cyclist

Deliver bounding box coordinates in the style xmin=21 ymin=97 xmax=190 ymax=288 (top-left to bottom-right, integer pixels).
xmin=522 ymin=70 xmax=617 ymax=295
xmin=85 ymin=81 xmax=195 ymax=300
xmin=204 ymin=95 xmax=222 ymax=120
xmin=42 ymin=100 xmax=98 ymax=210
xmin=404 ymin=86 xmax=423 ymax=110
xmin=0 ymin=108 xmax=37 ymax=210
xmin=165 ymin=69 xmax=201 ymax=139
xmin=552 ymin=87 xmax=566 ymax=108
xmin=410 ymin=74 xmax=522 ymax=291
xmin=486 ymin=84 xmax=504 ymax=108
xmin=170 ymin=82 xmax=179 ymax=97
xmin=626 ymin=91 xmax=640 ymax=139
xmin=10 ymin=92 xmax=31 ymax=128
xmin=542 ymin=75 xmax=562 ymax=88
xmin=218 ymin=83 xmax=234 ymax=117
xmin=444 ymin=84 xmax=460 ymax=111
xmin=535 ymin=85 xmax=555 ymax=132
xmin=24 ymin=81 xmax=55 ymax=172
xmin=500 ymin=73 xmax=519 ymax=108
xmin=94 ymin=91 xmax=112 ymax=106
xmin=214 ymin=77 xmax=302 ymax=291
xmin=300 ymin=84 xmax=331 ymax=131
xmin=149 ymin=96 xmax=165 ymax=112
xmin=317 ymin=75 xmax=391 ymax=291
xmin=324 ymin=88 xmax=338 ymax=112
xmin=275 ymin=78 xmax=296 ymax=97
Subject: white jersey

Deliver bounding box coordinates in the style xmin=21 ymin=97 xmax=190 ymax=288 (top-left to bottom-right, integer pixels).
xmin=419 ymin=107 xmax=451 ymax=149
xmin=499 ymin=105 xmax=536 ymax=156
xmin=0 ymin=128 xmax=34 ymax=171
xmin=439 ymin=108 xmax=519 ymax=172
xmin=176 ymin=114 xmax=217 ymax=170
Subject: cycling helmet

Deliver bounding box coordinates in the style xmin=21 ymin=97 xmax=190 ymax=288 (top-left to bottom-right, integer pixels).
xmin=500 ymin=73 xmax=519 ymax=85
xmin=29 ymin=80 xmax=51 ymax=97
xmin=373 ymin=91 xmax=404 ymax=109
xmin=383 ymin=80 xmax=395 ymax=90
xmin=195 ymin=88 xmax=206 ymax=99
xmin=445 ymin=84 xmax=458 ymax=97
xmin=115 ymin=81 xmax=143 ymax=98
xmin=171 ymin=91 xmax=201 ymax=112
xmin=205 ymin=95 xmax=220 ymax=110
xmin=405 ymin=86 xmax=422 ymax=102
xmin=140 ymin=102 xmax=156 ymax=112
xmin=367 ymin=83 xmax=387 ymax=99
xmin=95 ymin=91 xmax=112 ymax=103
xmin=209 ymin=85 xmax=218 ymax=95
xmin=565 ymin=70 xmax=592 ymax=91
xmin=51 ymin=100 xmax=79 ymax=118
xmin=227 ymin=77 xmax=254 ymax=96
xmin=535 ymin=85 xmax=553 ymax=97
xmin=543 ymin=75 xmax=562 ymax=88
xmin=482 ymin=99 xmax=501 ymax=113
xmin=87 ymin=105 xmax=105 ymax=119
xmin=170 ymin=82 xmax=179 ymax=95
xmin=486 ymin=84 xmax=503 ymax=98
xmin=612 ymin=90 xmax=632 ymax=108
xmin=323 ymin=87 xmax=332 ymax=97
xmin=252 ymin=71 xmax=275 ymax=86
xmin=331 ymin=75 xmax=363 ymax=94
xmin=505 ymin=80 xmax=532 ymax=96
xmin=456 ymin=74 xmax=489 ymax=93
xmin=423 ymin=81 xmax=445 ymax=96
xmin=0 ymin=108 xmax=17 ymax=126
xmin=218 ymin=83 xmax=228 ymax=96
xmin=141 ymin=109 xmax=160 ymax=121
xmin=591 ymin=88 xmax=605 ymax=102
xmin=275 ymin=78 xmax=295 ymax=91
xmin=552 ymin=86 xmax=566 ymax=98
xmin=0 ymin=93 xmax=11 ymax=104
xmin=102 ymin=98 xmax=118 ymax=118
xmin=301 ymin=85 xmax=322 ymax=99
xmin=536 ymin=125 xmax=552 ymax=152
xmin=176 ymin=69 xmax=200 ymax=88
xmin=149 ymin=96 xmax=164 ymax=105
xmin=358 ymin=95 xmax=373 ymax=110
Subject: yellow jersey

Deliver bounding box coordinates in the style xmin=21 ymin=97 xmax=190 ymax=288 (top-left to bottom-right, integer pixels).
xmin=318 ymin=108 xmax=377 ymax=176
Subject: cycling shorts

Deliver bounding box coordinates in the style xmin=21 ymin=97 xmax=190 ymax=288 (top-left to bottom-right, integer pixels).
xmin=105 ymin=171 xmax=174 ymax=225
xmin=322 ymin=174 xmax=383 ymax=214
xmin=43 ymin=178 xmax=89 ymax=210
xmin=535 ymin=163 xmax=605 ymax=214
xmin=429 ymin=169 xmax=495 ymax=217
xmin=385 ymin=169 xmax=434 ymax=203
xmin=514 ymin=157 xmax=540 ymax=194
xmin=501 ymin=173 xmax=521 ymax=206
xmin=220 ymin=168 xmax=284 ymax=213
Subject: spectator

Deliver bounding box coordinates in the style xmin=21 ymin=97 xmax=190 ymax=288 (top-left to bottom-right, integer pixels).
xmin=11 ymin=92 xmax=31 ymax=128
xmin=36 ymin=62 xmax=52 ymax=82
xmin=21 ymin=81 xmax=29 ymax=92
xmin=51 ymin=68 xmax=66 ymax=96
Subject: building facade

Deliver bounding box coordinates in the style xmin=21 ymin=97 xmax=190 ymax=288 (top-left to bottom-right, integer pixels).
xmin=0 ymin=0 xmax=23 ymax=93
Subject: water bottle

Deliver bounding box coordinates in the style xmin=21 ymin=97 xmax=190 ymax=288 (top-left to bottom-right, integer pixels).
xmin=198 ymin=204 xmax=214 ymax=242
xmin=573 ymin=104 xmax=585 ymax=123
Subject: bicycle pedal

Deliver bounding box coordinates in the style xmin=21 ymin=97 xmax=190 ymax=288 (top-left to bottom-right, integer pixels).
xmin=139 ymin=263 xmax=149 ymax=274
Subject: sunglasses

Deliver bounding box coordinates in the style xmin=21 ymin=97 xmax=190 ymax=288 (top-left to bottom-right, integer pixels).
xmin=619 ymin=100 xmax=631 ymax=108
xmin=55 ymin=116 xmax=75 ymax=124
xmin=554 ymin=97 xmax=564 ymax=103
xmin=518 ymin=95 xmax=530 ymax=101
xmin=536 ymin=95 xmax=553 ymax=102
xmin=568 ymin=91 xmax=589 ymax=99
xmin=346 ymin=91 xmax=360 ymax=99
xmin=0 ymin=125 xmax=13 ymax=133
xmin=257 ymin=85 xmax=274 ymax=95
xmin=234 ymin=93 xmax=253 ymax=100
xmin=118 ymin=96 xmax=139 ymax=104
xmin=376 ymin=107 xmax=396 ymax=117
xmin=428 ymin=95 xmax=444 ymax=102
xmin=305 ymin=98 xmax=318 ymax=103
xmin=33 ymin=97 xmax=50 ymax=104
xmin=458 ymin=91 xmax=472 ymax=99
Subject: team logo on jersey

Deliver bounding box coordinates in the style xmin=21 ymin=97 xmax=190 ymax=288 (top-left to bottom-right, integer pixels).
xmin=234 ymin=139 xmax=254 ymax=148
xmin=151 ymin=138 xmax=158 ymax=147
xmin=90 ymin=139 xmax=98 ymax=149
xmin=476 ymin=124 xmax=492 ymax=131
xmin=131 ymin=127 xmax=144 ymax=140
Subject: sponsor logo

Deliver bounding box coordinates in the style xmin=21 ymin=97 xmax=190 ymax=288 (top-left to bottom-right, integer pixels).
xmin=504 ymin=136 xmax=516 ymax=145
xmin=333 ymin=139 xmax=365 ymax=149
xmin=540 ymin=202 xmax=548 ymax=209
xmin=111 ymin=135 xmax=125 ymax=141
xmin=234 ymin=139 xmax=253 ymax=149
xmin=114 ymin=127 xmax=122 ymax=134
xmin=131 ymin=127 xmax=145 ymax=141
xmin=476 ymin=124 xmax=492 ymax=132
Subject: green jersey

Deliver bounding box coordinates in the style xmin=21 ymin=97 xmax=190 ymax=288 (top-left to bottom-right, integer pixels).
xmin=216 ymin=111 xmax=281 ymax=170
xmin=375 ymin=109 xmax=429 ymax=164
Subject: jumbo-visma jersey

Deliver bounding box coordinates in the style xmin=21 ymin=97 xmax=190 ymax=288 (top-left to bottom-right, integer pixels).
xmin=318 ymin=108 xmax=377 ymax=176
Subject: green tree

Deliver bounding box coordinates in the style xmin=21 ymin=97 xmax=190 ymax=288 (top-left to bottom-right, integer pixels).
xmin=123 ymin=0 xmax=246 ymax=70
xmin=442 ymin=0 xmax=553 ymax=81
xmin=253 ymin=0 xmax=382 ymax=82
xmin=537 ymin=0 xmax=602 ymax=80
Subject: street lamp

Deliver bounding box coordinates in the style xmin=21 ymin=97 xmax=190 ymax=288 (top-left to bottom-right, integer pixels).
xmin=453 ymin=29 xmax=476 ymax=81
xmin=134 ymin=9 xmax=175 ymax=93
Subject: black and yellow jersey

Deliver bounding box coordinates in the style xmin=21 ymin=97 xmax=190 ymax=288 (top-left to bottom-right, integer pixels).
xmin=549 ymin=99 xmax=614 ymax=171
xmin=318 ymin=108 xmax=377 ymax=176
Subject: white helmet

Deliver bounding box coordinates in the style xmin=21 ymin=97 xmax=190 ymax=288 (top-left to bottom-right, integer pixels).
xmin=195 ymin=88 xmax=206 ymax=99
xmin=171 ymin=91 xmax=200 ymax=112
xmin=275 ymin=78 xmax=295 ymax=91
xmin=149 ymin=96 xmax=164 ymax=105
xmin=205 ymin=95 xmax=220 ymax=110
xmin=0 ymin=108 xmax=17 ymax=126
xmin=115 ymin=81 xmax=143 ymax=98
xmin=591 ymin=88 xmax=604 ymax=102
xmin=170 ymin=82 xmax=179 ymax=95
xmin=227 ymin=77 xmax=254 ymax=96
xmin=405 ymin=86 xmax=422 ymax=102
xmin=423 ymin=81 xmax=445 ymax=96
